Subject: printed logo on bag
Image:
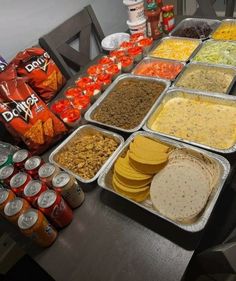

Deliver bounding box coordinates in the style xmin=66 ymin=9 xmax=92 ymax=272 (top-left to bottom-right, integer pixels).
xmin=25 ymin=52 xmax=51 ymax=73
xmin=1 ymin=94 xmax=39 ymax=123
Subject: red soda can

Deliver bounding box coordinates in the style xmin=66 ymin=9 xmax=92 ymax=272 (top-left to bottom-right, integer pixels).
xmin=12 ymin=149 xmax=30 ymax=169
xmin=10 ymin=172 xmax=32 ymax=197
xmin=0 ymin=165 xmax=18 ymax=187
xmin=37 ymin=190 xmax=73 ymax=228
xmin=24 ymin=156 xmax=44 ymax=179
xmin=23 ymin=180 xmax=48 ymax=207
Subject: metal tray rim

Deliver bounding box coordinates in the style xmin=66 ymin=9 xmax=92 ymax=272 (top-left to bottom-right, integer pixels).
xmin=148 ymin=36 xmax=202 ymax=62
xmin=98 ymin=131 xmax=230 ymax=232
xmin=143 ymin=88 xmax=236 ymax=154
xmin=131 ymin=56 xmax=186 ymax=82
xmin=169 ymin=17 xmax=221 ymax=40
xmin=172 ymin=61 xmax=236 ymax=95
xmin=84 ymin=74 xmax=171 ymax=133
xmin=49 ymin=124 xmax=124 ymax=184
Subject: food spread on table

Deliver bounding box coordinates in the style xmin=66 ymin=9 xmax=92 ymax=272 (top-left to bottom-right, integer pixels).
xmin=91 ymin=78 xmax=166 ymax=130
xmin=212 ymin=21 xmax=236 ymax=41
xmin=150 ymin=38 xmax=200 ymax=61
xmin=111 ymin=135 xmax=221 ymax=223
xmin=149 ymin=92 xmax=236 ymax=150
xmin=175 ymin=64 xmax=236 ymax=93
xmin=192 ymin=40 xmax=236 ymax=66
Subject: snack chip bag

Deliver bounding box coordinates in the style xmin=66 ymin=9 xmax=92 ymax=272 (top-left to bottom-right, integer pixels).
xmin=12 ymin=47 xmax=65 ymax=102
xmin=0 ymin=65 xmax=67 ymax=154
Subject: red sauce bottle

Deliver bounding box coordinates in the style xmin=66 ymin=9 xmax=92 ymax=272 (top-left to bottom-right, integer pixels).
xmin=145 ymin=3 xmax=163 ymax=40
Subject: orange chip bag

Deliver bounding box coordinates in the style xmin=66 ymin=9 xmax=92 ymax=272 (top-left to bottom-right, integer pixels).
xmin=0 ymin=65 xmax=67 ymax=154
xmin=12 ymin=47 xmax=66 ymax=103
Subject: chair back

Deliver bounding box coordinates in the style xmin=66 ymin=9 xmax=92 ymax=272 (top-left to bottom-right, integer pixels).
xmin=177 ymin=0 xmax=235 ymax=18
xmin=39 ymin=5 xmax=105 ymax=79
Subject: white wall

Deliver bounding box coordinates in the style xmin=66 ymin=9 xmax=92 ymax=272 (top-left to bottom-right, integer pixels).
xmin=0 ymin=0 xmax=127 ymax=62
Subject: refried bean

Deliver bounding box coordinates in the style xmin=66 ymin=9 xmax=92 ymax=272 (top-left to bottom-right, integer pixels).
xmin=92 ymin=79 xmax=165 ymax=129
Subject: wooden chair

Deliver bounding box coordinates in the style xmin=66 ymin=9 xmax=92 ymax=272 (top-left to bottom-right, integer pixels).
xmin=177 ymin=0 xmax=236 ymax=18
xmin=39 ymin=5 xmax=105 ymax=80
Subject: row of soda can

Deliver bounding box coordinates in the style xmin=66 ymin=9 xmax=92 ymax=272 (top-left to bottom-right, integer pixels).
xmin=0 ymin=149 xmax=85 ymax=247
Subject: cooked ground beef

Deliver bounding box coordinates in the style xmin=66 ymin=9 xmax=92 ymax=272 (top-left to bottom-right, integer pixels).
xmin=92 ymin=79 xmax=165 ymax=129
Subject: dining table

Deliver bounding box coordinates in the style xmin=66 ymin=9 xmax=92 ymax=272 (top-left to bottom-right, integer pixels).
xmin=2 ymin=14 xmax=236 ymax=281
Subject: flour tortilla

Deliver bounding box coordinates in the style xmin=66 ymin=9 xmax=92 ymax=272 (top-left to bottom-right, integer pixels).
xmin=150 ymin=162 xmax=210 ymax=223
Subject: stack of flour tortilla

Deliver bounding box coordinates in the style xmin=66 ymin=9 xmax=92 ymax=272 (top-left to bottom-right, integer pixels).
xmin=150 ymin=148 xmax=220 ymax=223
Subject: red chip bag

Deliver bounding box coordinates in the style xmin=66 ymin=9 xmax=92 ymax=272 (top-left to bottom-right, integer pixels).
xmin=12 ymin=47 xmax=66 ymax=102
xmin=0 ymin=65 xmax=67 ymax=154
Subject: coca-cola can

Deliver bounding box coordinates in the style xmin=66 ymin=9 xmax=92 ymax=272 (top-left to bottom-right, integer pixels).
xmin=10 ymin=172 xmax=32 ymax=197
xmin=0 ymin=165 xmax=18 ymax=187
xmin=37 ymin=190 xmax=73 ymax=228
xmin=24 ymin=156 xmax=44 ymax=179
xmin=12 ymin=149 xmax=30 ymax=170
xmin=23 ymin=180 xmax=48 ymax=207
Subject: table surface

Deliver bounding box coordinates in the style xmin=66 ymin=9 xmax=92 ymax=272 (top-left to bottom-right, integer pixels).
xmin=3 ymin=15 xmax=236 ymax=281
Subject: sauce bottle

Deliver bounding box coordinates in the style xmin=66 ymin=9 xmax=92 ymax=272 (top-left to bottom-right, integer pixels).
xmin=145 ymin=3 xmax=163 ymax=39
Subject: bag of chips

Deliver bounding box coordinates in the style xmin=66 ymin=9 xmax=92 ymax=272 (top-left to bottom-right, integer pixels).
xmin=12 ymin=47 xmax=66 ymax=102
xmin=0 ymin=65 xmax=68 ymax=154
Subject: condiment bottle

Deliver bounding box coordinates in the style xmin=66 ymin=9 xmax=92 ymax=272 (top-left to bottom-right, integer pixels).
xmin=145 ymin=3 xmax=163 ymax=39
xmin=162 ymin=5 xmax=175 ymax=33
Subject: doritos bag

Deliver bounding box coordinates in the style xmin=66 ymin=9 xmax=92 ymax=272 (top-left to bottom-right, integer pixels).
xmin=0 ymin=65 xmax=67 ymax=154
xmin=12 ymin=47 xmax=66 ymax=103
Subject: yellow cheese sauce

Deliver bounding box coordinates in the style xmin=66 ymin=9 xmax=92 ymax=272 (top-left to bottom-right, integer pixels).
xmin=212 ymin=22 xmax=236 ymax=41
xmin=150 ymin=96 xmax=236 ymax=149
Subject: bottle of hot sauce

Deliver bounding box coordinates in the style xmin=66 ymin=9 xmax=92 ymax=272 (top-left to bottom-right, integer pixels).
xmin=145 ymin=3 xmax=163 ymax=40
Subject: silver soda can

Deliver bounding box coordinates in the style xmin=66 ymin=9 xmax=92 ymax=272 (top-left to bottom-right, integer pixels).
xmin=52 ymin=172 xmax=85 ymax=209
xmin=38 ymin=163 xmax=61 ymax=187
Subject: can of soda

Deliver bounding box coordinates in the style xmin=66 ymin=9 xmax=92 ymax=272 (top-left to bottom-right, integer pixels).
xmin=0 ymin=165 xmax=18 ymax=187
xmin=37 ymin=190 xmax=73 ymax=228
xmin=4 ymin=197 xmax=30 ymax=225
xmin=0 ymin=154 xmax=13 ymax=169
xmin=10 ymin=172 xmax=32 ymax=197
xmin=12 ymin=149 xmax=31 ymax=170
xmin=52 ymin=172 xmax=85 ymax=209
xmin=38 ymin=163 xmax=61 ymax=187
xmin=18 ymin=208 xmax=58 ymax=247
xmin=23 ymin=180 xmax=48 ymax=207
xmin=24 ymin=156 xmax=44 ymax=179
xmin=0 ymin=55 xmax=7 ymax=72
xmin=0 ymin=188 xmax=15 ymax=215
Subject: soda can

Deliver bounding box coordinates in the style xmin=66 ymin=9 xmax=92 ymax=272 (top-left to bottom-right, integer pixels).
xmin=12 ymin=149 xmax=30 ymax=169
xmin=10 ymin=172 xmax=32 ymax=197
xmin=18 ymin=208 xmax=58 ymax=248
xmin=4 ymin=197 xmax=30 ymax=225
xmin=38 ymin=163 xmax=61 ymax=187
xmin=37 ymin=190 xmax=73 ymax=228
xmin=23 ymin=180 xmax=48 ymax=207
xmin=0 ymin=55 xmax=7 ymax=72
xmin=0 ymin=188 xmax=15 ymax=215
xmin=52 ymin=172 xmax=85 ymax=209
xmin=24 ymin=156 xmax=44 ymax=179
xmin=0 ymin=165 xmax=18 ymax=187
xmin=0 ymin=154 xmax=13 ymax=169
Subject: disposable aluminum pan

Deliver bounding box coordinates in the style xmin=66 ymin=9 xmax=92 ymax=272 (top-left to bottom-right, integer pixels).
xmin=170 ymin=18 xmax=221 ymax=40
xmin=148 ymin=36 xmax=202 ymax=62
xmin=191 ymin=39 xmax=236 ymax=68
xmin=84 ymin=74 xmax=170 ymax=133
xmin=211 ymin=19 xmax=236 ymax=41
xmin=49 ymin=125 xmax=124 ymax=184
xmin=132 ymin=57 xmax=186 ymax=82
xmin=98 ymin=131 xmax=230 ymax=232
xmin=172 ymin=62 xmax=236 ymax=95
xmin=143 ymin=89 xmax=236 ymax=154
